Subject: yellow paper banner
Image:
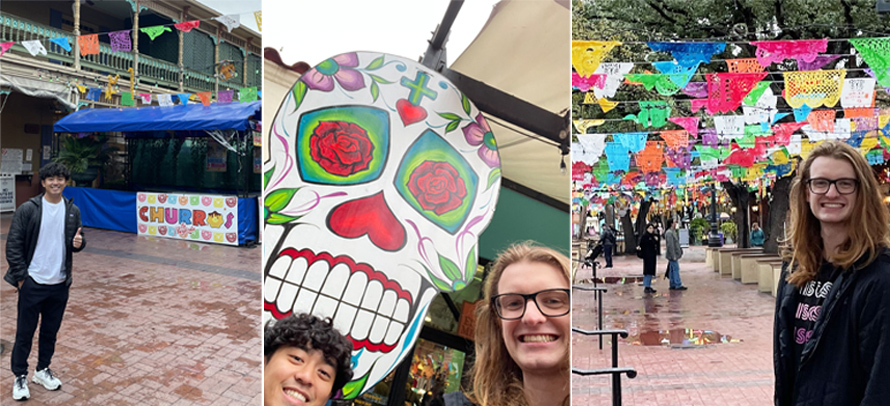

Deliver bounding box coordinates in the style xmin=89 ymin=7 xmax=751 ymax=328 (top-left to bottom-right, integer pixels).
xmin=573 ymin=119 xmax=604 ymax=134
xmin=597 ymin=97 xmax=619 ymax=113
xmin=572 ymin=41 xmax=621 ymax=78
xmin=783 ymin=70 xmax=846 ymax=108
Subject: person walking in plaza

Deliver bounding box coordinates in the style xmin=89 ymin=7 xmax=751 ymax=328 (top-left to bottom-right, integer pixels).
xmin=637 ymin=224 xmax=659 ymax=294
xmin=774 ymin=141 xmax=890 ymax=406
xmin=664 ymin=219 xmax=687 ymax=290
xmin=601 ymin=225 xmax=616 ymax=268
xmin=750 ymin=222 xmax=765 ymax=247
xmin=4 ymin=162 xmax=85 ymax=401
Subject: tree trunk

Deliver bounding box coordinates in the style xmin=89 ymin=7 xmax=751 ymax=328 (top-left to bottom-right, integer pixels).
xmin=764 ymin=175 xmax=793 ymax=254
xmin=722 ymin=181 xmax=751 ymax=248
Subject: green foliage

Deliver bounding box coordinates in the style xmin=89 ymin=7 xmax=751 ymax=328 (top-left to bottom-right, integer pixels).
xmin=54 ymin=135 xmax=116 ymax=174
xmin=690 ymin=217 xmax=711 ymax=243
xmin=720 ymin=221 xmax=738 ymax=241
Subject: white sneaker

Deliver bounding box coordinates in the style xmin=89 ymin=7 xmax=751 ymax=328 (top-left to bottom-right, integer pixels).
xmin=33 ymin=368 xmax=61 ymax=391
xmin=12 ymin=375 xmax=29 ymax=400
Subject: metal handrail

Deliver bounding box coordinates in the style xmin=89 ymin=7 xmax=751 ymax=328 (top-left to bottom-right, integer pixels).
xmin=573 ymin=284 xmax=608 ymax=349
xmin=572 ymin=329 xmax=635 ymax=406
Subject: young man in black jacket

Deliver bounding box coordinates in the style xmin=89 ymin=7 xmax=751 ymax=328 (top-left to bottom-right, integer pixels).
xmin=4 ymin=162 xmax=85 ymax=401
xmin=774 ymin=141 xmax=890 ymax=406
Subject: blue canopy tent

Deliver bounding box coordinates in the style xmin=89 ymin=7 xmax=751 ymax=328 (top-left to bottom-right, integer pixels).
xmin=53 ymin=101 xmax=261 ymax=245
xmin=54 ymin=101 xmax=261 ymax=132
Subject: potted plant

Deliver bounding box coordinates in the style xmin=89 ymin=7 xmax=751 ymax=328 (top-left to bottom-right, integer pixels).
xmin=54 ymin=135 xmax=116 ymax=187
xmin=690 ymin=217 xmax=710 ymax=245
xmin=720 ymin=221 xmax=738 ymax=244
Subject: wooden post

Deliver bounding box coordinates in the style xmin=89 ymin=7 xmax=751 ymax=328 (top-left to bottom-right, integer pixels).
xmin=73 ymin=0 xmax=80 ymax=70
xmin=133 ymin=0 xmax=139 ymax=84
xmin=179 ymin=6 xmax=189 ymax=92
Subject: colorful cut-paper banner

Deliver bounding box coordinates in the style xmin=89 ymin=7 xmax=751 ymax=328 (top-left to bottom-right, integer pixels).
xmin=1 ymin=42 xmax=14 ymax=57
xmin=572 ymin=41 xmax=621 ymax=77
xmin=121 ymin=92 xmax=134 ymax=106
xmin=158 ymin=94 xmax=174 ymax=107
xmin=174 ymin=21 xmax=200 ymax=32
xmin=840 ymin=78 xmax=876 ymax=109
xmin=49 ymin=37 xmax=72 ymax=52
xmin=218 ymin=89 xmax=234 ymax=104
xmin=197 ymin=92 xmax=212 ymax=106
xmin=798 ymin=54 xmax=842 ymax=71
xmin=254 ymin=11 xmax=262 ymax=32
xmin=108 ymin=30 xmax=132 ymax=52
xmin=138 ymin=93 xmax=152 ymax=104
xmin=783 ymin=69 xmax=845 ymax=108
xmin=849 ymin=37 xmax=890 ymax=87
xmin=593 ymin=63 xmax=634 ymax=99
xmin=646 ymin=42 xmax=726 ymax=69
xmin=726 ymin=58 xmax=764 ymax=73
xmin=239 ymin=87 xmax=257 ymax=102
xmin=86 ymin=87 xmax=101 ymax=101
xmin=79 ymin=34 xmax=99 ymax=55
xmin=706 ymin=72 xmax=768 ymax=114
xmin=750 ymin=39 xmax=828 ymax=67
xmin=668 ymin=116 xmax=700 ymax=139
xmin=177 ymin=93 xmax=191 ymax=105
xmin=141 ymin=26 xmax=172 ymax=41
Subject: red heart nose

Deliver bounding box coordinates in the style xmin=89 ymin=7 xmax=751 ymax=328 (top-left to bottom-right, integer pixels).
xmin=328 ymin=192 xmax=406 ymax=251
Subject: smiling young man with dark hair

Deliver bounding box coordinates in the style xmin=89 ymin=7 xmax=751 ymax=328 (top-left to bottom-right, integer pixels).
xmin=264 ymin=313 xmax=354 ymax=406
xmin=5 ymin=162 xmax=85 ymax=401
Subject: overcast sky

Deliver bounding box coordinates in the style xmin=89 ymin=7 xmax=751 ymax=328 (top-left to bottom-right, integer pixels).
xmin=196 ymin=0 xmax=261 ymax=35
xmin=263 ymin=0 xmax=500 ymax=67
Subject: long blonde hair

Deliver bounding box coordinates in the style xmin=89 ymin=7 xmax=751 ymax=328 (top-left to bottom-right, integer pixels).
xmin=466 ymin=242 xmax=570 ymax=406
xmin=783 ymin=141 xmax=890 ymax=286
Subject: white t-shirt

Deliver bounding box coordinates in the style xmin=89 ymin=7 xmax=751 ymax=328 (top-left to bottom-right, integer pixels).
xmin=27 ymin=197 xmax=67 ymax=285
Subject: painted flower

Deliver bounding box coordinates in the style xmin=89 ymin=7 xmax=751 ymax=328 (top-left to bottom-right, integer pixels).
xmin=408 ymin=161 xmax=467 ymax=215
xmin=310 ymin=121 xmax=375 ymax=176
xmin=303 ymin=52 xmax=365 ymax=92
xmin=461 ymin=113 xmax=499 ymax=167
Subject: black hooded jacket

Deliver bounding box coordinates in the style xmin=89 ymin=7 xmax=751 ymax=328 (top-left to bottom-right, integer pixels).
xmin=774 ymin=249 xmax=890 ymax=406
xmin=4 ymin=194 xmax=85 ymax=289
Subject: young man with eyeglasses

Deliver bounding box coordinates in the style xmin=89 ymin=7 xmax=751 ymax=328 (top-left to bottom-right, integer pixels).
xmin=774 ymin=141 xmax=890 ymax=406
xmin=5 ymin=162 xmax=85 ymax=401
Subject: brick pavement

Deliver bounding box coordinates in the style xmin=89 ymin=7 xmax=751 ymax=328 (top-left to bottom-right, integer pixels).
xmin=572 ymin=241 xmax=775 ymax=406
xmin=0 ymin=214 xmax=262 ymax=405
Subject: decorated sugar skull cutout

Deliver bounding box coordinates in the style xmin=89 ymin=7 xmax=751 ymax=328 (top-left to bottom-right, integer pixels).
xmin=263 ymin=52 xmax=501 ymax=398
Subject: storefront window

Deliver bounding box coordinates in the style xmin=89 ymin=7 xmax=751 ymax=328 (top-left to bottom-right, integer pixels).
xmin=403 ymin=338 xmax=466 ymax=406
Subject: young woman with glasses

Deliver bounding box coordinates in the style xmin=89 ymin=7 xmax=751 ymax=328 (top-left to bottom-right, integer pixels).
xmin=774 ymin=141 xmax=890 ymax=405
xmin=437 ymin=242 xmax=570 ymax=406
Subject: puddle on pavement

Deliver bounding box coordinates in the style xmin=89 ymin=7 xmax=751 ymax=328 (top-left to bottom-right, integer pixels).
xmin=576 ymin=276 xmax=644 ymax=285
xmin=628 ymin=328 xmax=741 ymax=348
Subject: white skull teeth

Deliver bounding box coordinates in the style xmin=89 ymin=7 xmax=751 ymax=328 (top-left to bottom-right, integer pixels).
xmin=264 ymin=248 xmax=414 ymax=352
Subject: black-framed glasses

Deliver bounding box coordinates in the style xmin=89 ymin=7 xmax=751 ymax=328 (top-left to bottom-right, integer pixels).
xmin=491 ymin=288 xmax=570 ymax=320
xmin=806 ymin=178 xmax=859 ymax=195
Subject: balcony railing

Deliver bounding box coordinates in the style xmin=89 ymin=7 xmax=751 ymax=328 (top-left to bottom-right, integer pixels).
xmin=0 ymin=14 xmax=256 ymax=94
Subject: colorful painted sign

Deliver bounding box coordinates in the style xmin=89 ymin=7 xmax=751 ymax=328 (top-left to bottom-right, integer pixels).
xmin=137 ymin=192 xmax=239 ymax=246
xmin=263 ymin=52 xmax=501 ymax=399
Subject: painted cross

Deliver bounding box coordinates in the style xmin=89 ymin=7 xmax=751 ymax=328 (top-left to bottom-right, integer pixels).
xmin=400 ymin=71 xmax=437 ymax=106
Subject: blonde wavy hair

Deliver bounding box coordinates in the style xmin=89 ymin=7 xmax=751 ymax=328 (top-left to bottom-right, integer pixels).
xmin=783 ymin=141 xmax=890 ymax=287
xmin=466 ymin=242 xmax=570 ymax=406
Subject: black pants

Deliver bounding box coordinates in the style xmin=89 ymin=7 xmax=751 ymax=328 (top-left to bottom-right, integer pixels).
xmin=11 ymin=277 xmax=69 ymax=376
xmin=604 ymin=245 xmax=613 ymax=267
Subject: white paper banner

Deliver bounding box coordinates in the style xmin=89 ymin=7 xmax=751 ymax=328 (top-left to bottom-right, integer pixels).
xmin=137 ymin=192 xmax=239 ymax=246
xmin=157 ymin=94 xmax=174 ymax=107
xmin=593 ymin=63 xmax=634 ymax=99
xmin=573 ymin=134 xmax=607 ymax=165
xmin=714 ymin=115 xmax=746 ymax=142
xmin=743 ymin=87 xmax=778 ymax=125
xmin=212 ymin=15 xmax=241 ymax=33
xmin=840 ymin=78 xmax=876 ymax=108
xmin=21 ymin=40 xmax=47 ymax=57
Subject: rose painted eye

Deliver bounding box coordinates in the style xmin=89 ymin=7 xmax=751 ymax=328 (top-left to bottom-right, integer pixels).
xmin=296 ymin=105 xmax=390 ymax=185
xmin=394 ymin=130 xmax=477 ymax=233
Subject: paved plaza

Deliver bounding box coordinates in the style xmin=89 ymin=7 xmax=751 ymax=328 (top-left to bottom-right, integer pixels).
xmin=572 ymin=241 xmax=775 ymax=406
xmin=0 ymin=214 xmax=262 ymax=405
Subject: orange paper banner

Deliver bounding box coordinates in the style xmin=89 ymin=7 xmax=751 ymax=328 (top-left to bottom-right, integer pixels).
xmin=79 ymin=34 xmax=99 ymax=55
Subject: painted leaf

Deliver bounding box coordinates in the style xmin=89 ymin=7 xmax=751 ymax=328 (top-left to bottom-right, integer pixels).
xmin=264 ymin=167 xmax=274 ymax=189
xmin=438 ymin=112 xmax=462 ymax=121
xmin=265 ymin=188 xmax=298 ymax=212
xmin=486 ymin=168 xmax=502 ymax=190
xmin=445 ymin=120 xmax=460 ymax=133
xmin=368 ymin=74 xmax=392 ymax=84
xmin=365 ymin=55 xmax=385 ymax=71
xmin=341 ymin=368 xmax=371 ymax=399
xmin=464 ymin=245 xmax=477 ymax=279
xmin=267 ymin=213 xmax=298 ymax=225
xmin=461 ymin=92 xmax=471 ymax=115
xmin=371 ymin=81 xmax=379 ymax=102
xmin=438 ymin=253 xmax=462 ymax=282
xmin=292 ymin=81 xmax=307 ymax=112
